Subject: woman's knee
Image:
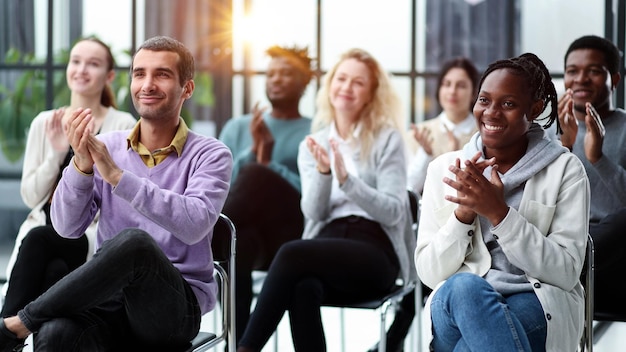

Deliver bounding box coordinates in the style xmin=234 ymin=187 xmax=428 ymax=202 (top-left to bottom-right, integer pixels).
xmin=273 ymin=240 xmax=309 ymax=265
xmin=20 ymin=226 xmax=55 ymax=248
xmin=435 ymin=273 xmax=493 ymax=305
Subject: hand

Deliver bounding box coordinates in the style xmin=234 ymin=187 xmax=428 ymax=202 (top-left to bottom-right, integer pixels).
xmin=329 ymin=138 xmax=348 ymax=185
xmin=65 ymin=108 xmax=95 ymax=173
xmin=249 ymin=102 xmax=274 ymax=165
xmin=411 ymin=124 xmax=434 ymax=156
xmin=443 ymin=152 xmax=507 ymax=225
xmin=556 ymin=89 xmax=578 ymax=150
xmin=305 ymin=136 xmax=331 ymax=174
xmin=87 ymin=136 xmax=123 ymax=186
xmin=45 ymin=108 xmax=70 ymax=152
xmin=583 ymin=102 xmax=605 ymax=164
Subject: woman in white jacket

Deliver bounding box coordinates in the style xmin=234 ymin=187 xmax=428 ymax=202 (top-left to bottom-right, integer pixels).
xmin=415 ymin=53 xmax=589 ymax=352
xmin=1 ymin=37 xmax=136 ymax=318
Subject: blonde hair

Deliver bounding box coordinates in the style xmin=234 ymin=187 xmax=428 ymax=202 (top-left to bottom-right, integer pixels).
xmin=312 ymin=48 xmax=403 ymax=159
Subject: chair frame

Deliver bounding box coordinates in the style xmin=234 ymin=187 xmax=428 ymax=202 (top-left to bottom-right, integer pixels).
xmin=579 ymin=234 xmax=594 ymax=352
xmin=186 ymin=213 xmax=237 ymax=352
xmin=327 ymin=190 xmax=420 ymax=352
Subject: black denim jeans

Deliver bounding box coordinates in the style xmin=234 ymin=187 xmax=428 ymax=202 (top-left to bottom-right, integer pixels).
xmin=17 ymin=229 xmax=202 ymax=351
xmin=1 ymin=225 xmax=88 ymax=318
xmin=239 ymin=216 xmax=400 ymax=352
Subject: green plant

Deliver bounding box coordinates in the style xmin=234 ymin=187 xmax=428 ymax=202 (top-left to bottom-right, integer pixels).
xmin=0 ymin=46 xmax=215 ymax=163
xmin=0 ymin=48 xmax=70 ymax=162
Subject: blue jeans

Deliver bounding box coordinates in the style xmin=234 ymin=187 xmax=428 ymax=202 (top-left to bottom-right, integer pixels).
xmin=430 ymin=273 xmax=546 ymax=352
xmin=17 ymin=229 xmax=201 ymax=351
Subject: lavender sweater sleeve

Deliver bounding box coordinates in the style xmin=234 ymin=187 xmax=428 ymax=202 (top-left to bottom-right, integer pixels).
xmin=51 ymin=130 xmax=233 ymax=314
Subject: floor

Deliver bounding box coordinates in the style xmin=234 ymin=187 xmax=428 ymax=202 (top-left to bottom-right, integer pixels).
xmin=1 ymin=245 xmax=625 ymax=351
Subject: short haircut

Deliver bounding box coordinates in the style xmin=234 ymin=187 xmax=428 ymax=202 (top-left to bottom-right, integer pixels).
xmin=131 ymin=36 xmax=195 ymax=86
xmin=565 ymin=35 xmax=621 ymax=75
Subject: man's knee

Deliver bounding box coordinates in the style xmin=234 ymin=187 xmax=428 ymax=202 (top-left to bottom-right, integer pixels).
xmin=103 ymin=229 xmax=157 ymax=254
xmin=36 ymin=317 xmax=112 ymax=351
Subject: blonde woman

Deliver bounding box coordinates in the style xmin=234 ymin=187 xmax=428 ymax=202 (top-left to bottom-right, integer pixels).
xmin=237 ymin=48 xmax=416 ymax=352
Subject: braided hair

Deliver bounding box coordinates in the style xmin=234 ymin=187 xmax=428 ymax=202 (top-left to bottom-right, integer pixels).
xmin=477 ymin=53 xmax=560 ymax=133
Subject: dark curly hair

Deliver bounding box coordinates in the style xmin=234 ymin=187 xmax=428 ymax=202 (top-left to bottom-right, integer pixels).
xmin=565 ymin=35 xmax=621 ymax=75
xmin=478 ymin=53 xmax=559 ymax=132
xmin=266 ymin=45 xmax=315 ymax=83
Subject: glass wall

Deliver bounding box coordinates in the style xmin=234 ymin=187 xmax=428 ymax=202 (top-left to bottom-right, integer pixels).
xmin=0 ymin=0 xmax=144 ymax=250
xmin=0 ymin=0 xmax=618 ymax=275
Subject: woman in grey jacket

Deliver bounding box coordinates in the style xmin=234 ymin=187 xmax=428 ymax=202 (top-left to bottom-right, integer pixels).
xmin=237 ymin=48 xmax=416 ymax=352
xmin=416 ymin=53 xmax=589 ymax=352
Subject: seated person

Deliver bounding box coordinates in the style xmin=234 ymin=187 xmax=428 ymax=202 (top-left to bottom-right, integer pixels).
xmin=216 ymin=45 xmax=313 ymax=343
xmin=237 ymin=48 xmax=416 ymax=352
xmin=416 ymin=53 xmax=588 ymax=351
xmin=407 ymin=56 xmax=479 ymax=194
xmin=0 ymin=36 xmax=232 ymax=351
xmin=373 ymin=56 xmax=481 ymax=352
xmin=556 ymin=35 xmax=626 ymax=317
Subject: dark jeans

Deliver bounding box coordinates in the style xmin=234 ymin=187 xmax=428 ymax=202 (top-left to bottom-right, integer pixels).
xmin=213 ymin=163 xmax=303 ymax=343
xmin=1 ymin=225 xmax=88 ymax=317
xmin=239 ymin=216 xmax=400 ymax=352
xmin=17 ymin=229 xmax=201 ymax=351
xmin=590 ymin=207 xmax=626 ymax=316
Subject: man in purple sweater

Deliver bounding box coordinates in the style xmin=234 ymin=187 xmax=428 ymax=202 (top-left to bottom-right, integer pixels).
xmin=0 ymin=36 xmax=232 ymax=351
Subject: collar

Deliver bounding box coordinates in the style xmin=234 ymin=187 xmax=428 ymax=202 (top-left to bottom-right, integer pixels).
xmin=329 ymin=120 xmax=363 ymax=142
xmin=439 ymin=112 xmax=476 ymax=134
xmin=126 ymin=118 xmax=188 ymax=157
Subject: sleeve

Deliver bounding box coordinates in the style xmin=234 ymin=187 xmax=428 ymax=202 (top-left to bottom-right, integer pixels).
xmin=111 ymin=143 xmax=233 ymax=245
xmin=298 ymin=136 xmax=333 ymax=221
xmin=50 ymin=163 xmax=100 ymax=238
xmin=407 ymin=147 xmax=432 ymax=195
xmin=219 ymin=117 xmax=254 ymax=181
xmin=494 ymin=157 xmax=589 ymax=291
xmin=20 ymin=112 xmax=69 ymax=208
xmin=414 ymin=152 xmax=480 ymax=289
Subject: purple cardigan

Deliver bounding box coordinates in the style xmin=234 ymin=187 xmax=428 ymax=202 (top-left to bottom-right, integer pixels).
xmin=51 ymin=129 xmax=232 ymax=314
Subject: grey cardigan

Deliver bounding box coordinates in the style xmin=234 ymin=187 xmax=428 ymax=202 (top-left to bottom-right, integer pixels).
xmin=297 ymin=125 xmax=417 ymax=285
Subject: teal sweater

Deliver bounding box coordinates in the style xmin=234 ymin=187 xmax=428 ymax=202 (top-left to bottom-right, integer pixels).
xmin=219 ymin=112 xmax=311 ymax=192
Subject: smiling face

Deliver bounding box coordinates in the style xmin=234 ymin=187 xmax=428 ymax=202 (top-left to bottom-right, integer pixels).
xmin=564 ymin=48 xmax=616 ymax=114
xmin=66 ymin=40 xmax=113 ymax=98
xmin=130 ymin=49 xmax=191 ymax=122
xmin=473 ymin=68 xmax=542 ymax=155
xmin=329 ymin=58 xmax=373 ymax=121
xmin=438 ymin=67 xmax=475 ymax=120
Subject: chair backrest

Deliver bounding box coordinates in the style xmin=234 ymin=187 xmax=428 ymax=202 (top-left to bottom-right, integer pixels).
xmin=407 ymin=189 xmax=420 ymax=226
xmin=207 ymin=214 xmax=237 ymax=351
xmin=183 ymin=213 xmax=237 ymax=352
xmin=579 ymin=233 xmax=594 ymax=352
